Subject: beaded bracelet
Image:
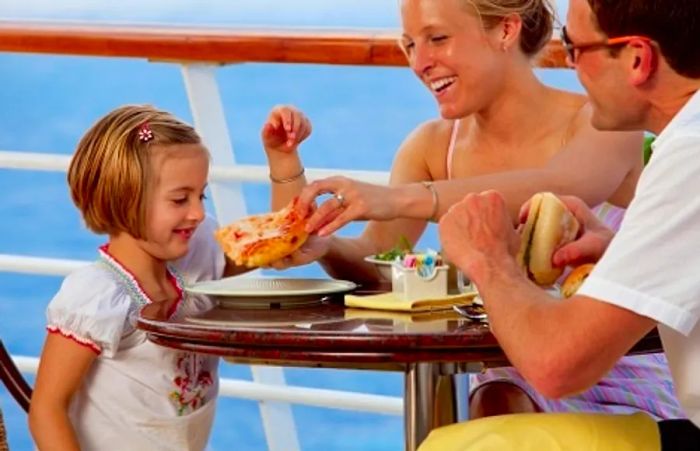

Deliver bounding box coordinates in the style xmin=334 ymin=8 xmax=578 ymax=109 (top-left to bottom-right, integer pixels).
xmin=269 ymin=167 xmax=305 ymax=184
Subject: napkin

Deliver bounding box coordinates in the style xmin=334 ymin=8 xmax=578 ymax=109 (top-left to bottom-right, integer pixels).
xmin=344 ymin=307 xmax=463 ymax=323
xmin=344 ymin=291 xmax=477 ymax=312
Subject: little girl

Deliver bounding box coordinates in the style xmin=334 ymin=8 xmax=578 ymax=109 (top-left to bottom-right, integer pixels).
xmin=28 ymin=104 xmax=310 ymax=450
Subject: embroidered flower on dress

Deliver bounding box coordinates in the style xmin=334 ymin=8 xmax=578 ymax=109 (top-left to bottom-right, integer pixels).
xmin=170 ymin=352 xmax=213 ymax=415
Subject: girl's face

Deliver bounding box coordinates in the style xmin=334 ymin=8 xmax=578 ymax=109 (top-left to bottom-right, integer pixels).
xmin=400 ymin=0 xmax=506 ymax=118
xmin=140 ymin=144 xmax=209 ymax=261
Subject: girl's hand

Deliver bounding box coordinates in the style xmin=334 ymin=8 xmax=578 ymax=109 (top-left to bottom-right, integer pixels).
xmin=296 ymin=176 xmax=400 ymax=236
xmin=262 ymin=105 xmax=312 ymax=154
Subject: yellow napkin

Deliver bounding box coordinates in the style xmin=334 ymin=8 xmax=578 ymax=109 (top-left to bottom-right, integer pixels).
xmin=344 ymin=307 xmax=463 ymax=323
xmin=344 ymin=291 xmax=477 ymax=312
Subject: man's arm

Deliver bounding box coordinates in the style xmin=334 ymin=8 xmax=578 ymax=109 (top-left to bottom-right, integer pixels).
xmin=474 ymin=258 xmax=656 ymax=398
xmin=439 ymin=190 xmax=655 ymax=399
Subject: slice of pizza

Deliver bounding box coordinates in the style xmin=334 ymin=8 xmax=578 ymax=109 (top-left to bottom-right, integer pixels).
xmin=214 ymin=197 xmax=309 ymax=267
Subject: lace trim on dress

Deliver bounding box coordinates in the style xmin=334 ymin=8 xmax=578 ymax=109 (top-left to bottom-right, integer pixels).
xmin=47 ymin=325 xmax=102 ymax=354
xmin=96 ymin=245 xmax=186 ymax=319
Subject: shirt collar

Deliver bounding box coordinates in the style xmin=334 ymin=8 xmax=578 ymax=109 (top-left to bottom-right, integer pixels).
xmin=652 ymin=89 xmax=700 ymax=152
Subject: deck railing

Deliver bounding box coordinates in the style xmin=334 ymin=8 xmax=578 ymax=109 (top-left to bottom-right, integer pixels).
xmin=0 ymin=20 xmax=568 ymax=450
xmin=0 ymin=20 xmax=567 ymax=67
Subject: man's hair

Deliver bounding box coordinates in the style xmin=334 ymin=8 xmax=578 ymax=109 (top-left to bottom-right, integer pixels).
xmin=68 ymin=104 xmax=204 ymax=239
xmin=588 ymin=0 xmax=700 ymax=78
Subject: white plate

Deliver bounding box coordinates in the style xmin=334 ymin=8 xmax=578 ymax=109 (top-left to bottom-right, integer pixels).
xmin=185 ymin=277 xmax=357 ymax=309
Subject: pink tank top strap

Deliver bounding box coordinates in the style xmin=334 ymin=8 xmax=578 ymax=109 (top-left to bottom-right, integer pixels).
xmin=446 ymin=119 xmax=460 ymax=180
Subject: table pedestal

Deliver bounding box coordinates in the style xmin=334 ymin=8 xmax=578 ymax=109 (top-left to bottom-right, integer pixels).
xmin=404 ymin=363 xmax=471 ymax=451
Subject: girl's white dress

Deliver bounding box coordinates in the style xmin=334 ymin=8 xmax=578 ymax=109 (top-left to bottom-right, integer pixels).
xmin=45 ymin=216 xmax=225 ymax=451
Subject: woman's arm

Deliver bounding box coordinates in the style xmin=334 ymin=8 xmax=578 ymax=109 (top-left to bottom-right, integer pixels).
xmin=270 ymin=120 xmax=448 ymax=282
xmin=29 ymin=333 xmax=98 ymax=450
xmin=302 ymin=105 xmax=644 ymax=235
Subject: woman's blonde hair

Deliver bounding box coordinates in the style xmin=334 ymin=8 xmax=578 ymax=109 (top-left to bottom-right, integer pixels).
xmin=68 ymin=104 xmax=204 ymax=239
xmin=461 ymin=0 xmax=555 ymax=56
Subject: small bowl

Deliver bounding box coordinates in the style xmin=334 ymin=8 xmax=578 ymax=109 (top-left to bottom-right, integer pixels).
xmin=363 ymin=256 xmax=394 ymax=280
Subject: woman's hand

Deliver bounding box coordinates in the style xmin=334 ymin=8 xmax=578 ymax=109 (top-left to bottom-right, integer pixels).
xmin=262 ymin=105 xmax=312 ymax=154
xmin=296 ymin=176 xmax=401 ymax=236
xmin=265 ymin=235 xmax=332 ymax=270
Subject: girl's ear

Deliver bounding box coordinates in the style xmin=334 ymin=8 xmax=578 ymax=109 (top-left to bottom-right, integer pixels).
xmin=499 ymin=13 xmax=523 ymax=52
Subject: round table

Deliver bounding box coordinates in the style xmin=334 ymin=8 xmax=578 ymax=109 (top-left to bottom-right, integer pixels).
xmin=137 ymin=289 xmax=662 ymax=451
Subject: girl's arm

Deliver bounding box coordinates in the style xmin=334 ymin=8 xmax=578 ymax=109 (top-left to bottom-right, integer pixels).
xmin=268 ymin=120 xmax=446 ymax=282
xmin=219 ymin=106 xmax=312 ymax=277
xmin=29 ymin=333 xmax=98 ymax=451
xmin=263 ymin=105 xmax=312 ymax=211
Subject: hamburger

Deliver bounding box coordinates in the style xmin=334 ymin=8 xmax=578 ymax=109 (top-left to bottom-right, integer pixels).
xmin=561 ymin=263 xmax=595 ymax=298
xmin=516 ymin=192 xmax=580 ymax=286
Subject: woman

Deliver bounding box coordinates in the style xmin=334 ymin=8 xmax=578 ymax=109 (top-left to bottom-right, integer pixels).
xmin=264 ymin=0 xmax=683 ymax=420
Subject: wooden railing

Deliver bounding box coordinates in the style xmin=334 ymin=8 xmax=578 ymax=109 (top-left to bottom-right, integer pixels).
xmin=0 ymin=20 xmax=567 ymax=68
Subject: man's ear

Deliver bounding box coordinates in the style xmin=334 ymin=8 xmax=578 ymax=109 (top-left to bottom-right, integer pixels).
xmin=499 ymin=13 xmax=523 ymax=52
xmin=628 ymin=39 xmax=656 ymax=86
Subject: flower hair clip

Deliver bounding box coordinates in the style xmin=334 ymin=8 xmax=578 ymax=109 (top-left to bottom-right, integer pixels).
xmin=137 ymin=122 xmax=154 ymax=142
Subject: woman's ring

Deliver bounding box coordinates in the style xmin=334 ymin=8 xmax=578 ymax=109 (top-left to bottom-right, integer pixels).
xmin=334 ymin=193 xmax=345 ymax=208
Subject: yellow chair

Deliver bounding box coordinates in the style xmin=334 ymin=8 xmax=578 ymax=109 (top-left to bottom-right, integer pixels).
xmin=418 ymin=412 xmax=660 ymax=451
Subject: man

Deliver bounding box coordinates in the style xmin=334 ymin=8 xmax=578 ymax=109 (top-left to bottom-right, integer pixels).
xmin=422 ymin=0 xmax=700 ymax=449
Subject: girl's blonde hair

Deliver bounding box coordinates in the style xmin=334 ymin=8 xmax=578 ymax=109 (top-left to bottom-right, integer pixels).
xmin=68 ymin=104 xmax=204 ymax=239
xmin=461 ymin=0 xmax=555 ymax=56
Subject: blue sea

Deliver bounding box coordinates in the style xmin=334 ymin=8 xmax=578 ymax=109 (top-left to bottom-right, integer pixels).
xmin=0 ymin=1 xmax=579 ymax=449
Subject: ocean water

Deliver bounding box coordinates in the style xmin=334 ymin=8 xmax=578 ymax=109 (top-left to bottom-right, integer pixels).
xmin=0 ymin=2 xmax=581 ymax=450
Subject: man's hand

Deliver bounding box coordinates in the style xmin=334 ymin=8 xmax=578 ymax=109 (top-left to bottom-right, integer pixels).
xmin=439 ymin=190 xmax=520 ymax=283
xmin=541 ymin=195 xmax=615 ymax=267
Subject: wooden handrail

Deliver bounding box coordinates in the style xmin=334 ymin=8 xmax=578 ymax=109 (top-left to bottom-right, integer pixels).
xmin=0 ymin=20 xmax=567 ymax=68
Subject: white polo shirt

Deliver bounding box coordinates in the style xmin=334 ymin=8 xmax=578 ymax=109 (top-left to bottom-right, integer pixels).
xmin=578 ymin=89 xmax=700 ymax=427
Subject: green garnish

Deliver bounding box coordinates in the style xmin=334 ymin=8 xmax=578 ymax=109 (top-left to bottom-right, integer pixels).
xmin=374 ymin=235 xmax=414 ymax=261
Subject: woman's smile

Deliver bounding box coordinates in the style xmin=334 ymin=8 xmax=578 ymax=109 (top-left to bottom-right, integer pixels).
xmin=429 ymin=75 xmax=458 ymax=98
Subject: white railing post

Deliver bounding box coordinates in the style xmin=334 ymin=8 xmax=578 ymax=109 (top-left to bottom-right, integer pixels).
xmin=180 ymin=63 xmax=301 ymax=451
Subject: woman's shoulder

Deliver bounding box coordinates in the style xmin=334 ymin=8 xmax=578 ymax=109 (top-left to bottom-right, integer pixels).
xmin=407 ymin=118 xmax=455 ymax=140
xmin=397 ymin=118 xmax=456 ymax=156
xmin=551 ymin=89 xmax=591 ymax=125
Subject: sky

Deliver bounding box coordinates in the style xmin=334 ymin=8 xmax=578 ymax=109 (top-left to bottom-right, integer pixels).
xmin=0 ymin=0 xmax=570 ymax=28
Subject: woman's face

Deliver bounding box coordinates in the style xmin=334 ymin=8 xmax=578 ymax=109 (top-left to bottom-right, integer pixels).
xmin=401 ymin=0 xmax=505 ymax=118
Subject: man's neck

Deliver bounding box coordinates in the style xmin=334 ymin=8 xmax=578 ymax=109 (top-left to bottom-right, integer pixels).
xmin=646 ymin=75 xmax=700 ymax=135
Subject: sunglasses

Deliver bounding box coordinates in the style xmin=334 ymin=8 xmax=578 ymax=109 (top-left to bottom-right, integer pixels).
xmin=560 ymin=26 xmax=652 ymax=63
